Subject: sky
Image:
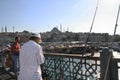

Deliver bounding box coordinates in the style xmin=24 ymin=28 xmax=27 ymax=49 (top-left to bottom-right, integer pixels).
xmin=0 ymin=0 xmax=120 ymax=34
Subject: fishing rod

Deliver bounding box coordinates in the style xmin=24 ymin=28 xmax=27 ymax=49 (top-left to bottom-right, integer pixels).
xmin=85 ymin=0 xmax=99 ymax=45
xmin=113 ymin=4 xmax=120 ymax=41
xmin=74 ymin=0 xmax=100 ymax=79
xmin=104 ymin=4 xmax=120 ymax=80
xmin=84 ymin=0 xmax=100 ymax=56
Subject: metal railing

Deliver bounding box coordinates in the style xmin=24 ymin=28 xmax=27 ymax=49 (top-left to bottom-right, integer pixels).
xmin=43 ymin=53 xmax=100 ymax=80
xmin=0 ymin=50 xmax=120 ymax=80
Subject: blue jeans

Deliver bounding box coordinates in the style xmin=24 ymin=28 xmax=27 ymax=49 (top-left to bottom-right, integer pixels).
xmin=12 ymin=54 xmax=19 ymax=76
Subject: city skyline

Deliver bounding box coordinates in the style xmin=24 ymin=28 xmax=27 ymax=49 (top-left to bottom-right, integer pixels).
xmin=0 ymin=0 xmax=120 ymax=34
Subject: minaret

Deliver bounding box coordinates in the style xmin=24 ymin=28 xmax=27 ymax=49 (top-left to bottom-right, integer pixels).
xmin=1 ymin=27 xmax=3 ymax=33
xmin=5 ymin=26 xmax=7 ymax=32
xmin=13 ymin=26 xmax=15 ymax=33
xmin=60 ymin=24 xmax=62 ymax=32
xmin=67 ymin=27 xmax=69 ymax=32
xmin=63 ymin=28 xmax=65 ymax=32
xmin=56 ymin=25 xmax=59 ymax=30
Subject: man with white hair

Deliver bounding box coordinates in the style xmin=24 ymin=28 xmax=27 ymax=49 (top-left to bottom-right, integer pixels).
xmin=18 ymin=33 xmax=45 ymax=80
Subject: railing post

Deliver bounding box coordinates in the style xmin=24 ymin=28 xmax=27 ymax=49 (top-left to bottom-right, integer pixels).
xmin=100 ymin=48 xmax=118 ymax=80
xmin=111 ymin=58 xmax=118 ymax=80
xmin=100 ymin=48 xmax=111 ymax=80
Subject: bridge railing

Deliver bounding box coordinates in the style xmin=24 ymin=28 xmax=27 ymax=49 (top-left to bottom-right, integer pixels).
xmin=43 ymin=51 xmax=120 ymax=80
xmin=0 ymin=49 xmax=120 ymax=80
xmin=43 ymin=53 xmax=100 ymax=80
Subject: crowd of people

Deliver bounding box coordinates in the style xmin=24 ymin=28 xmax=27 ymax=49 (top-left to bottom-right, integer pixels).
xmin=1 ymin=33 xmax=45 ymax=80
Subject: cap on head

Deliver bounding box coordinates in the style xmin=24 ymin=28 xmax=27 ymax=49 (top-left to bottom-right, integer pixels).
xmin=31 ymin=33 xmax=41 ymax=38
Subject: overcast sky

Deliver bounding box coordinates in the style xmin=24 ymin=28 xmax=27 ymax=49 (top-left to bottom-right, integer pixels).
xmin=0 ymin=0 xmax=120 ymax=34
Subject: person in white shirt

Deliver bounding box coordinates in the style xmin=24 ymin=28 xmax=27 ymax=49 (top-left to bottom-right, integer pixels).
xmin=18 ymin=33 xmax=45 ymax=80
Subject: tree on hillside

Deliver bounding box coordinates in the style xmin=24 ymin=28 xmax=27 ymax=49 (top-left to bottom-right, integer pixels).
xmin=74 ymin=34 xmax=80 ymax=41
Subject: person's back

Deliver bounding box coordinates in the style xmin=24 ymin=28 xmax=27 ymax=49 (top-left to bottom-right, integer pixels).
xmin=18 ymin=33 xmax=45 ymax=80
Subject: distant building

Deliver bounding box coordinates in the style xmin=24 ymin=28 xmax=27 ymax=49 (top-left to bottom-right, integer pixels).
xmin=0 ymin=27 xmax=118 ymax=46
